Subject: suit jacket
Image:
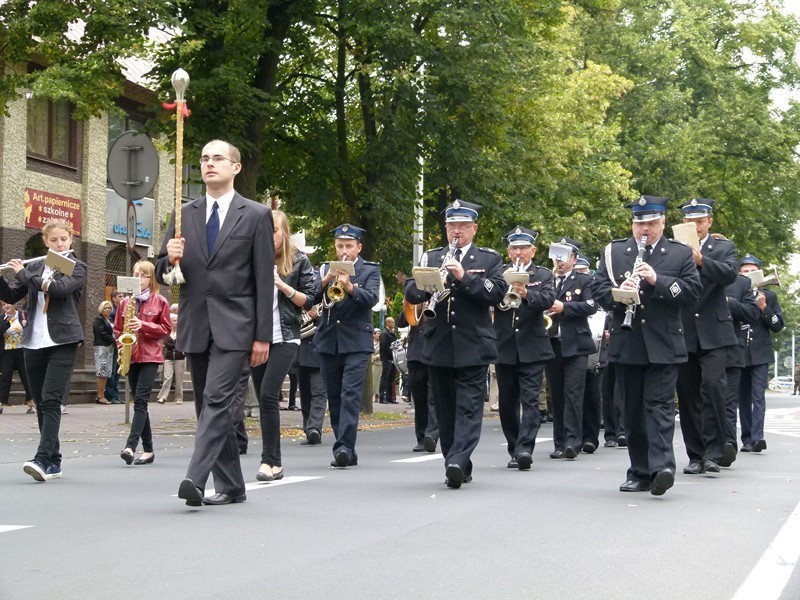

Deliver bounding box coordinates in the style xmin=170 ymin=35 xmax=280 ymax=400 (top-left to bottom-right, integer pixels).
xmin=744 ymin=287 xmax=784 ymax=366
xmin=379 ymin=327 xmax=397 ymax=361
xmin=725 ymin=274 xmax=760 ymax=368
xmin=595 ymin=236 xmax=701 ymax=365
xmin=405 ymin=244 xmax=506 ymax=368
xmin=155 ymin=192 xmax=274 ymax=353
xmin=493 ymin=263 xmax=556 ymax=364
xmin=0 ymin=259 xmax=86 ymax=346
xmin=681 ymin=236 xmax=738 ymax=352
xmin=312 ymin=257 xmax=381 ymax=355
xmin=548 ymin=270 xmax=598 ymax=357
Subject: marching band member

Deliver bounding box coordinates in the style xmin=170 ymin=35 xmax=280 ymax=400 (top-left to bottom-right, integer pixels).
xmin=595 ymin=196 xmax=701 ymax=495
xmin=737 ymin=254 xmax=784 ymax=453
xmin=492 ymin=227 xmax=555 ymax=470
xmin=250 ymin=210 xmax=316 ymax=482
xmin=545 ymin=237 xmax=598 ymax=460
xmin=313 ymin=224 xmax=381 ymax=468
xmin=0 ymin=219 xmax=86 ymax=482
xmin=115 ymin=260 xmax=172 ymax=466
xmin=675 ymin=199 xmax=739 ymax=476
xmin=404 ymin=200 xmax=506 ymax=488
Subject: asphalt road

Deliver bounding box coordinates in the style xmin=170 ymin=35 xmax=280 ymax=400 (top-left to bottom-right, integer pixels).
xmin=1 ymin=393 xmax=799 ymax=600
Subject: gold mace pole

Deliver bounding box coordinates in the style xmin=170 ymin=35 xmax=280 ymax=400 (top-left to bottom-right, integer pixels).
xmin=163 ymin=68 xmax=190 ymax=285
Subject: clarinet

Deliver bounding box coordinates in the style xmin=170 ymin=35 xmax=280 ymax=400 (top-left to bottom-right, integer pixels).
xmin=621 ymin=234 xmax=648 ymax=331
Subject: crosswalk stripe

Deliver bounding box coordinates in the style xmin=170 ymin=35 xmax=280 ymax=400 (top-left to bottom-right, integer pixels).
xmin=171 ymin=475 xmax=323 ymax=498
xmin=0 ymin=526 xmax=33 ymax=534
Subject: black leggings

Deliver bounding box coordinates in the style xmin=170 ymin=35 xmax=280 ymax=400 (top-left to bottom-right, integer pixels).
xmin=125 ymin=363 xmax=158 ymax=453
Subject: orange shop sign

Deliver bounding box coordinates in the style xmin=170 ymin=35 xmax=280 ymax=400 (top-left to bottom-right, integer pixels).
xmin=24 ymin=188 xmax=82 ymax=236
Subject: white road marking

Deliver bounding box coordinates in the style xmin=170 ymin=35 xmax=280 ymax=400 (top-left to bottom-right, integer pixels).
xmin=392 ymin=455 xmax=443 ymax=463
xmin=172 ymin=475 xmax=322 ymax=497
xmin=0 ymin=526 xmax=33 ymax=534
xmin=500 ymin=437 xmax=554 ymax=446
xmin=731 ymin=500 xmax=800 ymax=600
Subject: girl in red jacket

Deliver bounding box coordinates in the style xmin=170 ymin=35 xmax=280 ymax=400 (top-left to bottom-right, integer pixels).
xmin=114 ymin=260 xmax=171 ymax=466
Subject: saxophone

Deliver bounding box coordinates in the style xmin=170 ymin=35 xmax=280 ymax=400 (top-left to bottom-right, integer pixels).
xmin=117 ymin=295 xmax=137 ymax=377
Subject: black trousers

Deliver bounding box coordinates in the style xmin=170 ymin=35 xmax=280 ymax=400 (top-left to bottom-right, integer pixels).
xmin=379 ymin=360 xmax=396 ymax=402
xmin=546 ymin=340 xmax=587 ymax=452
xmin=105 ymin=346 xmax=120 ymax=402
xmin=739 ymin=363 xmax=769 ymax=446
xmin=251 ymin=342 xmax=298 ymax=467
xmin=582 ymin=368 xmax=602 ymax=448
xmin=676 ymin=348 xmax=728 ymax=463
xmin=616 ymin=362 xmax=677 ymax=484
xmin=428 ymin=364 xmax=488 ymax=476
xmin=24 ymin=343 xmax=78 ymax=467
xmin=0 ymin=348 xmax=32 ymax=404
xmin=408 ymin=360 xmax=438 ymax=444
xmin=496 ymin=360 xmax=546 ymax=458
xmin=186 ymin=345 xmax=248 ymax=495
xmin=299 ymin=365 xmax=327 ymax=434
xmin=319 ymin=351 xmax=370 ymax=462
xmin=601 ymin=364 xmax=624 ymax=441
xmin=124 ymin=362 xmax=158 ymax=453
xmin=724 ymin=367 xmax=741 ymax=447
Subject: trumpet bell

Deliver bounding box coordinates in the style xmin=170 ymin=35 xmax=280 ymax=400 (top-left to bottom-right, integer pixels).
xmin=497 ymin=292 xmax=522 ymax=311
xmin=326 ymin=283 xmax=346 ymax=303
xmin=544 ymin=313 xmax=553 ymax=331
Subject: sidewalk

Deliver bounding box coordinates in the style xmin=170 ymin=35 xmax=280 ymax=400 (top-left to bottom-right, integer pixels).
xmin=0 ymin=398 xmax=417 ymax=439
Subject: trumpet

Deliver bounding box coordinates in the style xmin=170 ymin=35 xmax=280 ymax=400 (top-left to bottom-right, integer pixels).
xmin=422 ymin=237 xmax=459 ymax=320
xmin=0 ymin=249 xmax=75 ymax=272
xmin=498 ymin=258 xmax=525 ymax=311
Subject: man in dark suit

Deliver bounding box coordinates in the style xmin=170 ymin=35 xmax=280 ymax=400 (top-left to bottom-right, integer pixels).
xmin=313 ymin=224 xmax=381 ymax=468
xmin=493 ymin=227 xmax=555 ymax=470
xmin=738 ymin=254 xmax=784 ymax=453
xmin=378 ymin=317 xmax=398 ymax=403
xmin=675 ymin=199 xmax=739 ymax=475
xmin=722 ymin=272 xmax=760 ymax=465
xmin=595 ymin=196 xmax=702 ymax=496
xmin=404 ymin=200 xmax=506 ymax=488
xmin=156 ymin=139 xmax=274 ymax=507
xmin=545 ymin=237 xmax=598 ymax=460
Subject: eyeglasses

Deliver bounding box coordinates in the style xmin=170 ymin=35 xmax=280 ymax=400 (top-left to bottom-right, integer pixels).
xmin=199 ymin=155 xmax=237 ymax=165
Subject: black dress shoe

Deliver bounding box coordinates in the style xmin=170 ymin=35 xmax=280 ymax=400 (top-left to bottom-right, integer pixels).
xmin=564 ymin=446 xmax=578 ymax=460
xmin=516 ymin=452 xmax=533 ymax=470
xmin=120 ymin=449 xmax=134 ymax=465
xmin=203 ymin=492 xmax=246 ymax=505
xmin=581 ymin=442 xmax=596 ymax=454
xmin=616 ymin=434 xmax=627 ymax=447
xmin=507 ymin=458 xmax=519 ymax=469
xmin=307 ymin=429 xmax=322 ymax=445
xmin=549 ymin=449 xmax=565 ymax=459
xmin=702 ymin=459 xmax=720 ymax=473
xmin=604 ymin=440 xmax=617 ymax=448
xmin=619 ymin=479 xmax=650 ymax=492
xmin=752 ymin=439 xmax=767 ymax=453
xmin=650 ymin=468 xmax=675 ymax=496
xmin=133 ymin=454 xmax=154 ymax=465
xmin=445 ymin=464 xmax=465 ymax=489
xmin=683 ymin=462 xmax=703 ymax=475
xmin=423 ymin=436 xmax=437 ymax=453
xmin=741 ymin=443 xmax=753 ymax=452
xmin=333 ymin=449 xmax=351 ymax=467
xmin=178 ymin=478 xmax=204 ymax=507
xmin=412 ymin=444 xmax=425 ymax=452
xmin=719 ymin=443 xmax=737 ymax=467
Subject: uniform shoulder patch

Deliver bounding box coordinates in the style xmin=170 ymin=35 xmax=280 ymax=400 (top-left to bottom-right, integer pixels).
xmin=669 ymin=282 xmax=681 ymax=297
xmin=484 ymin=279 xmax=494 ymax=292
xmin=479 ymin=247 xmax=500 ymax=255
xmin=611 ymin=238 xmax=628 ymax=244
xmin=427 ymin=246 xmax=444 ymax=254
xmin=363 ymin=260 xmax=380 ymax=266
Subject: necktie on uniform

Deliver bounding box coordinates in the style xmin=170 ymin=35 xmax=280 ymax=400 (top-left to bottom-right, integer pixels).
xmin=644 ymin=244 xmax=653 ymax=263
xmin=454 ymin=248 xmax=462 ymax=262
xmin=555 ymin=276 xmax=564 ymax=295
xmin=206 ymin=201 xmax=220 ymax=254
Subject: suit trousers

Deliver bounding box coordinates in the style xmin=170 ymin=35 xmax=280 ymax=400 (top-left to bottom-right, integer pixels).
xmin=251 ymin=342 xmax=298 ymax=467
xmin=546 ymin=341 xmax=587 ymax=452
xmin=724 ymin=367 xmax=741 ymax=447
xmin=124 ymin=362 xmax=158 ymax=453
xmin=617 ymin=362 xmax=677 ymax=484
xmin=24 ymin=343 xmax=78 ymax=467
xmin=408 ymin=360 xmax=438 ymax=444
xmin=156 ymin=358 xmax=185 ymax=403
xmin=582 ymin=368 xmax=602 ymax=448
xmin=496 ymin=361 xmax=545 ymax=458
xmin=232 ymin=367 xmax=250 ymax=454
xmin=186 ymin=345 xmax=248 ymax=495
xmin=601 ymin=365 xmax=624 ymax=441
xmin=738 ymin=363 xmax=769 ymax=445
xmin=299 ymin=365 xmax=327 ymax=434
xmin=677 ymin=348 xmax=729 ymax=463
xmin=320 ymin=351 xmax=371 ymax=462
xmin=428 ymin=364 xmax=488 ymax=476
xmin=379 ymin=360 xmax=396 ymax=402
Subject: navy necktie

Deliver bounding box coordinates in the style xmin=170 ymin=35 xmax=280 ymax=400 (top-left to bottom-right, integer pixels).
xmin=454 ymin=248 xmax=462 ymax=262
xmin=206 ymin=201 xmax=220 ymax=254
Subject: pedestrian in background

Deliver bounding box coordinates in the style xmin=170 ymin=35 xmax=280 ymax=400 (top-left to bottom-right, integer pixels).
xmin=92 ymin=300 xmax=115 ymax=405
xmin=0 ymin=301 xmax=33 ymax=414
xmin=157 ymin=305 xmax=185 ymax=404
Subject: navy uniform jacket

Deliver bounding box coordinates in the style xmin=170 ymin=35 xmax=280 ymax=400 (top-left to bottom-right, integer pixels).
xmin=744 ymin=287 xmax=784 ymax=367
xmin=725 ymin=274 xmax=761 ymax=368
xmin=493 ymin=263 xmax=556 ymax=364
xmin=681 ymin=236 xmax=739 ymax=351
xmin=405 ymin=245 xmax=506 ymax=368
xmin=548 ymin=270 xmax=598 ymax=357
xmin=313 ymin=257 xmax=381 ymax=355
xmin=595 ymin=236 xmax=702 ymax=365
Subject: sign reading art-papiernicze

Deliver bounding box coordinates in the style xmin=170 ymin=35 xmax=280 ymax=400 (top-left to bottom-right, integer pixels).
xmin=24 ymin=188 xmax=82 ymax=236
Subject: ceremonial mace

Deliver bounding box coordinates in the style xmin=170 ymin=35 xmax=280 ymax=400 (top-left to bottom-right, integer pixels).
xmin=162 ymin=68 xmax=190 ymax=285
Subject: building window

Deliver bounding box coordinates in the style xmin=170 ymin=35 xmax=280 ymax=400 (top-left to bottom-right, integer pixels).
xmin=26 ymin=97 xmax=76 ymax=166
xmin=107 ymin=113 xmax=145 ymax=147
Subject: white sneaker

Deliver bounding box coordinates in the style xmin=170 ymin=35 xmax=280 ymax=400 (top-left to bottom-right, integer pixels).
xmin=23 ymin=460 xmax=47 ymax=482
xmin=44 ymin=464 xmax=62 ymax=480
xmin=60 ymin=405 xmax=68 ymax=414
